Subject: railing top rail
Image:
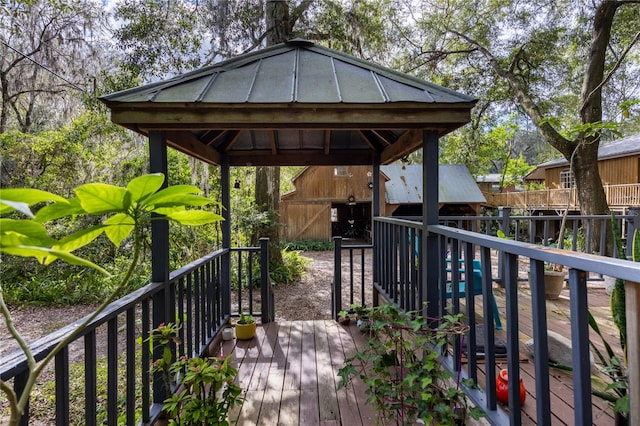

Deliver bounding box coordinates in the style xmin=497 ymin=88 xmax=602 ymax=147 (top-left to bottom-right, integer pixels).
xmin=169 ymin=247 xmax=227 ymax=281
xmin=429 ymin=224 xmax=640 ymax=282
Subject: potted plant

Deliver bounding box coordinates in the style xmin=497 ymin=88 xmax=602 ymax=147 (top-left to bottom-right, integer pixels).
xmin=150 ymin=322 xmax=244 ymax=425
xmin=338 ymin=303 xmax=485 ymax=425
xmin=337 ymin=310 xmax=351 ymax=325
xmin=235 ymin=313 xmax=256 ymax=340
xmin=349 ymin=304 xmax=371 ymax=332
xmin=543 ymin=263 xmax=566 ymax=300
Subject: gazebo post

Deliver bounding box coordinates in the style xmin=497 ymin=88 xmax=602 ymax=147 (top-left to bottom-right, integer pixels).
xmin=148 ymin=130 xmax=171 ymax=404
xmin=422 ymin=130 xmax=440 ymax=320
xmin=221 ymin=155 xmax=231 ymax=318
xmin=372 ymin=153 xmax=380 ymax=307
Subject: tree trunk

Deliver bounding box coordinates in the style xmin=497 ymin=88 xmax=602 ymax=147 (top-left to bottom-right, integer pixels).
xmin=253 ymin=0 xmax=291 ymax=267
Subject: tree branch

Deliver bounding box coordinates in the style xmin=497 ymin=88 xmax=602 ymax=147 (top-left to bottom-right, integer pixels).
xmin=581 ymin=28 xmax=640 ymax=113
xmin=448 ymin=29 xmax=572 ymax=155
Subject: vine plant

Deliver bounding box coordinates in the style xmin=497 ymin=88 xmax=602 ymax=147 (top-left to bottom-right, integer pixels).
xmin=0 ymin=173 xmax=222 ymax=426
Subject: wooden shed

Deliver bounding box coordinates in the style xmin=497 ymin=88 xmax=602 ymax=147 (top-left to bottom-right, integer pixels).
xmin=280 ymin=164 xmax=485 ymax=241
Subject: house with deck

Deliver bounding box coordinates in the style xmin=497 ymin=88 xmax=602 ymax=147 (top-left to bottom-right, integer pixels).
xmin=2 ymin=39 xmax=640 ymax=426
xmin=486 ymin=133 xmax=640 ymax=211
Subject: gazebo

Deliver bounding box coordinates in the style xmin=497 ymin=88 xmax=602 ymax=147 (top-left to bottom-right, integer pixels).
xmin=98 ymin=38 xmax=492 ymax=424
xmin=100 ymin=38 xmax=477 ymax=320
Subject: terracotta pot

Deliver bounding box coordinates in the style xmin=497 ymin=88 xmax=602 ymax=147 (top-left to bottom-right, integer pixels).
xmin=496 ymin=369 xmax=526 ymax=405
xmin=235 ymin=322 xmax=256 ymax=340
xmin=543 ymin=270 xmax=565 ymax=300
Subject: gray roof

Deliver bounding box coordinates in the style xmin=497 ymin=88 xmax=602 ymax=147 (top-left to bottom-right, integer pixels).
xmin=102 ymin=39 xmax=475 ymax=106
xmin=381 ymin=164 xmax=486 ymax=204
xmin=536 ymin=133 xmax=640 ymax=168
xmin=100 ymin=39 xmax=476 ymax=167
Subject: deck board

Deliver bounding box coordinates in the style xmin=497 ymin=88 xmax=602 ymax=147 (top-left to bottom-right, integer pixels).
xmin=213 ymin=282 xmax=620 ymax=426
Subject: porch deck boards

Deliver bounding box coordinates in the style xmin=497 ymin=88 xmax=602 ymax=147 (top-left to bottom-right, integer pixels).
xmin=212 ymin=285 xmax=619 ymax=425
xmin=216 ymin=320 xmax=380 ymax=426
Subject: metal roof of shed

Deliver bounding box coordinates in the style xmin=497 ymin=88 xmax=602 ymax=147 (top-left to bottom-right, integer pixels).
xmin=101 ymin=39 xmax=476 ymax=167
xmin=381 ymin=164 xmax=486 ymax=204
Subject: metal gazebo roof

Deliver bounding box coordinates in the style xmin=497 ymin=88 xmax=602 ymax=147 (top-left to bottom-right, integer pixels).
xmin=100 ymin=39 xmax=476 ymax=167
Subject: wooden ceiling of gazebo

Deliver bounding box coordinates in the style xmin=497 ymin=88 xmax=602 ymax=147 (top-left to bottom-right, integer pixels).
xmin=100 ymin=39 xmax=476 ymax=167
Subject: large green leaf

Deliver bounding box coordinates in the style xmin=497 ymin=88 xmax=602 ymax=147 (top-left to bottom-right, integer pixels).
xmin=632 ymin=229 xmax=640 ymax=263
xmin=142 ymin=185 xmax=203 ymax=207
xmin=51 ymin=225 xmax=106 ymax=256
xmin=149 ymin=194 xmax=214 ymax=209
xmin=34 ymin=198 xmax=85 ymax=223
xmin=0 ymin=188 xmax=67 ymax=217
xmin=0 ymin=219 xmax=57 ymax=246
xmin=163 ymin=210 xmax=223 ymax=225
xmin=75 ymin=183 xmax=128 ymax=214
xmin=103 ymin=213 xmax=135 ymax=247
xmin=2 ymin=245 xmax=108 ymax=274
xmin=0 ymin=188 xmax=67 ymax=206
xmin=126 ymin=173 xmax=165 ymax=203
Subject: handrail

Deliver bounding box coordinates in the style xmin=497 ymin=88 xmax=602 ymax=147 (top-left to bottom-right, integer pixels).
xmin=372 ymin=216 xmax=640 ymax=425
xmin=485 ymin=183 xmax=640 ymax=209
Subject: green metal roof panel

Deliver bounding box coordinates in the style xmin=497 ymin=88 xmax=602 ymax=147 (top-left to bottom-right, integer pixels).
xmin=296 ymin=50 xmax=341 ymax=102
xmin=102 ymin=39 xmax=476 ymax=106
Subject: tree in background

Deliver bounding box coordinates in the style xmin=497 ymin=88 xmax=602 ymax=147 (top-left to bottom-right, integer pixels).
xmin=0 ymin=0 xmax=107 ymax=133
xmin=397 ymin=0 xmax=640 ymax=223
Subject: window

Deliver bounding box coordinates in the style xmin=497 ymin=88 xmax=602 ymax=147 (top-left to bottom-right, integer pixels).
xmin=560 ymin=169 xmax=575 ymax=189
xmin=331 ymin=208 xmax=338 ymax=222
xmin=334 ymin=166 xmax=347 ymax=177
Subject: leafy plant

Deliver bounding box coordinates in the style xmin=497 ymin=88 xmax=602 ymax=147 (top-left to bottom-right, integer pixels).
xmin=0 ymin=173 xmax=222 ymax=426
xmin=149 ymin=322 xmax=243 ymax=426
xmin=237 ymin=313 xmax=255 ymax=325
xmin=337 ymin=303 xmax=485 ymax=425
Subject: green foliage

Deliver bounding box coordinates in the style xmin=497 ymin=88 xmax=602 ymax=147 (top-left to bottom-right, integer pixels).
xmin=337 ymin=304 xmax=484 ymax=424
xmin=268 ymin=249 xmax=309 ymax=284
xmin=237 ymin=313 xmax=255 ymax=325
xmin=588 ymin=311 xmax=629 ymax=420
xmin=281 ymin=240 xmax=333 ymax=251
xmin=150 ymin=322 xmax=243 ymax=426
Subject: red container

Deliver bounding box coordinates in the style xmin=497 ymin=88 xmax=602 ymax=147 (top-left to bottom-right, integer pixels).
xmin=496 ymin=369 xmax=526 ymax=405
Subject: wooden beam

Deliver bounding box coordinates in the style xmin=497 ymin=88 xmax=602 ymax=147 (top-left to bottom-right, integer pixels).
xmin=380 ymin=129 xmax=422 ymax=164
xmin=108 ymin=105 xmax=473 ymax=130
xmin=269 ymin=130 xmax=277 ymax=154
xmin=164 ymin=130 xmax=221 ymax=165
xmin=228 ymin=150 xmax=373 ymax=166
xmin=356 ymin=130 xmax=377 ymax=150
xmin=324 ymin=130 xmax=330 ymax=155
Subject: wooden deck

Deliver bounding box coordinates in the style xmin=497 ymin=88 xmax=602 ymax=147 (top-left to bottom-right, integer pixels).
xmin=212 ymin=320 xmax=379 ymax=426
xmin=207 ymin=283 xmax=621 ymax=425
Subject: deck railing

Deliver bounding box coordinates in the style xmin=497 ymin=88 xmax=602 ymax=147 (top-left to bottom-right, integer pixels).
xmin=331 ymin=238 xmax=373 ymax=318
xmin=371 ymin=216 xmax=640 ymax=425
xmin=0 ymin=243 xmax=271 ymax=426
xmin=485 ymin=183 xmax=640 ymax=209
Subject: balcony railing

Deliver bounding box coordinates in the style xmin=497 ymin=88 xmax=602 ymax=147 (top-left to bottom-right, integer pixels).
xmin=0 ymin=242 xmax=273 ymax=426
xmin=485 ymin=183 xmax=640 ymax=210
xmin=369 ymin=215 xmax=640 ymax=425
